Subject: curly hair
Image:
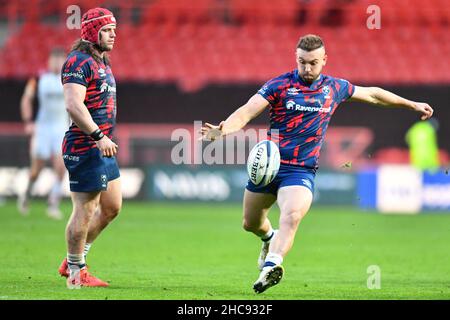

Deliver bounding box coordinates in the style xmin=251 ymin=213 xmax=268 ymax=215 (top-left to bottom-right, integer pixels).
xmin=70 ymin=38 xmax=110 ymax=66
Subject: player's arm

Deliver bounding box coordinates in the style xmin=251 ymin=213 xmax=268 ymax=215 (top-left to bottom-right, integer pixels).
xmin=20 ymin=78 xmax=37 ymax=135
xmin=349 ymin=86 xmax=433 ymax=120
xmin=201 ymin=93 xmax=269 ymax=140
xmin=63 ymin=83 xmax=118 ymax=157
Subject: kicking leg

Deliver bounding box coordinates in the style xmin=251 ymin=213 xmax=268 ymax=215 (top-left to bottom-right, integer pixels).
xmin=242 ymin=189 xmax=276 ymax=237
xmin=253 ymin=186 xmax=312 ymax=294
xmin=242 ymin=189 xmax=278 ymax=270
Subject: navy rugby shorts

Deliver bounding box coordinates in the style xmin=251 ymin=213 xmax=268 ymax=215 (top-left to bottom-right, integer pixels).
xmin=246 ymin=164 xmax=315 ymax=196
xmin=63 ymin=147 xmax=120 ymax=192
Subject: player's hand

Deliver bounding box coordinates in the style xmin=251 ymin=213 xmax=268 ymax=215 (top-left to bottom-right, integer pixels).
xmin=412 ymin=102 xmax=434 ymax=120
xmin=24 ymin=122 xmax=34 ymax=135
xmin=199 ymin=121 xmax=224 ymax=141
xmin=95 ymin=135 xmax=118 ymax=157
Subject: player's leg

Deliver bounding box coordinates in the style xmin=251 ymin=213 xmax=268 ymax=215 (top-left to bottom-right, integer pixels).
xmin=46 ymin=152 xmax=66 ymax=219
xmin=70 ymin=178 xmax=121 ymax=267
xmin=18 ymin=130 xmax=50 ymax=215
xmin=66 ymin=191 xmax=100 ymax=256
xmin=65 ymin=191 xmax=108 ymax=288
xmin=60 ymin=149 xmax=121 ymax=282
xmin=18 ymin=154 xmax=46 ymax=215
xmin=27 ymin=156 xmax=46 ymax=194
xmin=243 ymin=189 xmax=276 ymax=236
xmin=85 ymin=177 xmax=122 ymax=245
xmin=253 ymin=186 xmax=312 ymax=294
xmin=270 ymin=185 xmax=312 ymax=259
xmin=59 ymin=181 xmax=121 ymax=279
xmin=66 ymin=191 xmax=99 ymax=286
xmin=242 ymin=189 xmax=277 ymax=270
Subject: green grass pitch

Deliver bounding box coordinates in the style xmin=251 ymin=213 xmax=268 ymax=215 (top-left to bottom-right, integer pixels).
xmin=0 ymin=200 xmax=449 ymax=300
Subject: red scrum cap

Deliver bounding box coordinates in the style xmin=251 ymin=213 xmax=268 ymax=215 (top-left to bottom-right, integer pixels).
xmin=81 ymin=8 xmax=116 ymax=45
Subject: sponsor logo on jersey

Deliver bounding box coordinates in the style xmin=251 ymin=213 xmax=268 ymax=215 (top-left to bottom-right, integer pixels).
xmin=62 ymin=71 xmax=84 ymax=80
xmin=100 ymin=82 xmax=116 ymax=93
xmin=322 ymin=85 xmax=330 ymax=99
xmin=287 ymin=87 xmax=302 ymax=95
xmin=286 ymin=100 xmax=331 ymax=113
xmin=98 ymin=68 xmax=106 ymax=78
xmin=63 ymin=155 xmax=80 ymax=162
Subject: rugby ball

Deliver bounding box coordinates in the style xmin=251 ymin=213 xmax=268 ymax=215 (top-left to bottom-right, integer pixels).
xmin=247 ymin=140 xmax=280 ymax=187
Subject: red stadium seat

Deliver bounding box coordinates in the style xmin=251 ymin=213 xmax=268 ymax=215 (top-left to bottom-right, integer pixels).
xmin=0 ymin=1 xmax=449 ymax=88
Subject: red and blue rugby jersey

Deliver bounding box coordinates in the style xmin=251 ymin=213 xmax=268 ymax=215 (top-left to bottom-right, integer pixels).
xmin=258 ymin=69 xmax=354 ymax=171
xmin=61 ymin=50 xmax=117 ymax=155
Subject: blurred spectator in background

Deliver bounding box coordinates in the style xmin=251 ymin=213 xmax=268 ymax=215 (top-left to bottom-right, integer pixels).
xmin=17 ymin=48 xmax=69 ymax=220
xmin=405 ymin=118 xmax=440 ymax=172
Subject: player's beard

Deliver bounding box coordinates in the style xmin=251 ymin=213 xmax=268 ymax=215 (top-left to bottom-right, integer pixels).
xmin=96 ymin=42 xmax=112 ymax=52
xmin=96 ymin=34 xmax=113 ymax=52
xmin=301 ymin=72 xmax=319 ymax=84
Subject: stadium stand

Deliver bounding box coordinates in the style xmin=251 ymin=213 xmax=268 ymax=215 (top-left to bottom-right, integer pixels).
xmin=0 ymin=0 xmax=449 ymax=91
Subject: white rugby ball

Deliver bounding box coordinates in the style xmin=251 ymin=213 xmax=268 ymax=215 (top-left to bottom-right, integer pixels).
xmin=247 ymin=140 xmax=280 ymax=187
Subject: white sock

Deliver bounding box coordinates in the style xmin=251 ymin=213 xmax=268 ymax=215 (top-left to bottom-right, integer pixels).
xmin=261 ymin=228 xmax=274 ymax=242
xmin=67 ymin=253 xmax=86 ymax=270
xmin=48 ymin=181 xmax=63 ymax=207
xmin=263 ymin=252 xmax=283 ymax=269
xmin=83 ymin=243 xmax=92 ymax=259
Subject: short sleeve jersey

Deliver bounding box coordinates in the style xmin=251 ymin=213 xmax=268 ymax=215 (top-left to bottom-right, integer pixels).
xmin=257 ymin=70 xmax=354 ymax=170
xmin=61 ymin=50 xmax=117 ymax=155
